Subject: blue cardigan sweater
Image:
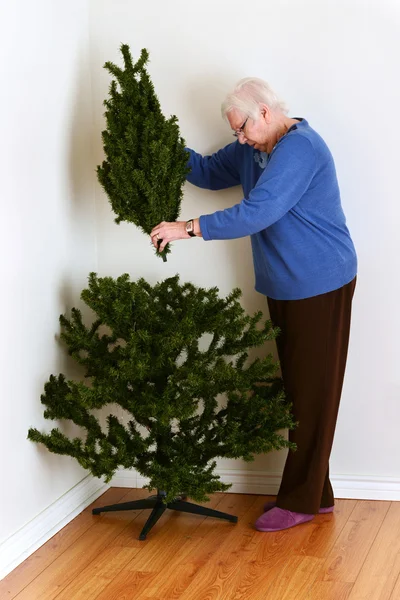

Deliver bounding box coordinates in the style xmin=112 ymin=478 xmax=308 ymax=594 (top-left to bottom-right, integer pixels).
xmin=186 ymin=119 xmax=357 ymax=300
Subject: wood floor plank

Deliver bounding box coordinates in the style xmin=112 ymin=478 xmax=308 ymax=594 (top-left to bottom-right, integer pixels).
xmin=88 ymin=495 xmax=223 ymax=600
xmin=0 ymin=487 xmax=130 ymax=600
xmin=174 ymin=496 xmax=264 ymax=600
xmin=295 ymin=499 xmax=357 ymax=558
xmin=12 ymin=488 xmax=151 ymax=600
xmin=125 ymin=495 xmax=227 ymax=572
xmin=175 ymin=495 xmax=319 ymax=600
xmin=138 ymin=563 xmax=199 ymax=600
xmin=224 ymin=514 xmax=322 ymax=599
xmin=52 ymin=546 xmax=140 ymax=600
xmin=258 ymin=499 xmax=358 ymax=600
xmin=93 ymin=492 xmax=258 ymax=600
xmin=3 ymin=491 xmax=398 ymax=600
xmin=313 ymin=501 xmax=391 ymax=585
xmin=135 ymin=493 xmax=260 ymax=599
xmin=389 ymin=572 xmax=400 ymax=600
xmin=106 ymin=490 xmax=226 ymax=550
xmin=183 ymin=543 xmax=251 ymax=600
xmin=348 ymin=501 xmax=400 ymax=600
xmin=176 ymin=498 xmax=355 ymax=600
xmin=270 ymin=500 xmax=388 ymax=600
xmin=256 ymin=554 xmax=321 ymax=600
xmin=52 ymin=484 xmax=163 ymax=600
xmin=308 ymin=581 xmax=354 ymax=599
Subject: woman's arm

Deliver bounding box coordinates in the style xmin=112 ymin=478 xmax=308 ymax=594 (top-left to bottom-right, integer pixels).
xmin=186 ymin=142 xmax=241 ymax=191
xmin=199 ymin=135 xmax=317 ymax=240
xmin=150 ymin=136 xmax=316 ymax=250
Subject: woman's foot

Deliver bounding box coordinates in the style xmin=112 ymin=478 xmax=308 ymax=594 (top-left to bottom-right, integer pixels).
xmin=263 ymin=500 xmax=334 ymax=514
xmin=255 ymin=507 xmax=314 ymax=532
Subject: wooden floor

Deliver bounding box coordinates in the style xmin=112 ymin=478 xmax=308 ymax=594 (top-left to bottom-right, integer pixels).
xmin=1 ymin=488 xmax=400 ymax=600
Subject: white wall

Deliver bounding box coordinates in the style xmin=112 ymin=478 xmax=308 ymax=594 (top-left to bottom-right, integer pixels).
xmin=2 ymin=0 xmax=399 ymax=567
xmin=89 ymin=0 xmax=400 ymax=482
xmin=0 ymin=0 xmax=97 ymax=545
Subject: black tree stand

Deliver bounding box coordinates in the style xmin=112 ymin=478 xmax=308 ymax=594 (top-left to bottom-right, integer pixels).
xmin=92 ymin=489 xmax=238 ymax=540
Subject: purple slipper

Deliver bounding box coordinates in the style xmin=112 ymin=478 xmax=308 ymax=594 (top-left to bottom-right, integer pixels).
xmin=255 ymin=507 xmax=314 ymax=532
xmin=263 ymin=500 xmax=334 ymax=514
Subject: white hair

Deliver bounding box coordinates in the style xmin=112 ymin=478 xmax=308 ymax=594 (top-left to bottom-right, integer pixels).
xmin=221 ymin=77 xmax=288 ymax=121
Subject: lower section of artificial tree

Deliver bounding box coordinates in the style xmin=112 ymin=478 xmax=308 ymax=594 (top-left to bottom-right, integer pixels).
xmin=92 ymin=490 xmax=238 ymax=540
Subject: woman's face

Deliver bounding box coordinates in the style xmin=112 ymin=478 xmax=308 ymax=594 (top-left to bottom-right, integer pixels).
xmin=228 ymin=106 xmax=271 ymax=152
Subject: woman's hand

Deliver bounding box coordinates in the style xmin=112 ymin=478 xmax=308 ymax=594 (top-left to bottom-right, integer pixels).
xmin=150 ymin=219 xmax=202 ymax=252
xmin=150 ymin=221 xmax=189 ymax=252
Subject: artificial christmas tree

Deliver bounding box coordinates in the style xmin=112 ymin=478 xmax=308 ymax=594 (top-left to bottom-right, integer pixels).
xmin=97 ymin=45 xmax=190 ymax=262
xmin=28 ymin=273 xmax=296 ymax=539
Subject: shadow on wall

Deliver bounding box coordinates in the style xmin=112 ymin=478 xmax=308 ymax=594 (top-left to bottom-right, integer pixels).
xmin=67 ymin=46 xmax=96 ymax=215
xmin=55 ymin=44 xmax=97 ymax=381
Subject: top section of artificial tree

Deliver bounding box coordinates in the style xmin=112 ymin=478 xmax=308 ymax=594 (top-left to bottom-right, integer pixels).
xmin=97 ymin=44 xmax=190 ymax=261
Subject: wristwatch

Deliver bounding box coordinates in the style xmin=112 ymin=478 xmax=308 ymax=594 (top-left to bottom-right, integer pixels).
xmin=185 ymin=219 xmax=196 ymax=237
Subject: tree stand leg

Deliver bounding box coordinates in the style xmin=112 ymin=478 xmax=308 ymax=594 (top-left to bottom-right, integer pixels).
xmin=92 ymin=490 xmax=238 ymax=540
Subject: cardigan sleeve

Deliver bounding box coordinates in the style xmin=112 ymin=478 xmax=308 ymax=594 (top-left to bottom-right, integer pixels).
xmin=199 ymin=135 xmax=317 ymax=240
xmin=186 ymin=142 xmax=241 ymax=191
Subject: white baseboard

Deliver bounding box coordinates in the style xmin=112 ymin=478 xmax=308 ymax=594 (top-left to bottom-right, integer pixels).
xmin=332 ymin=474 xmax=400 ymax=501
xmin=111 ymin=468 xmax=400 ymax=501
xmin=0 ymin=475 xmax=109 ymax=581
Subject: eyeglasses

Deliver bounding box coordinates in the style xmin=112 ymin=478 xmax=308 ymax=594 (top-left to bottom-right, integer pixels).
xmin=233 ymin=117 xmax=249 ymax=138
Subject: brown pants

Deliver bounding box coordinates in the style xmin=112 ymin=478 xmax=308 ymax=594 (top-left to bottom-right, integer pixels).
xmin=267 ymin=277 xmax=357 ymax=514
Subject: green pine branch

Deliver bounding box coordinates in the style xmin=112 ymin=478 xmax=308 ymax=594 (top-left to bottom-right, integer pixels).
xmin=28 ymin=273 xmax=296 ymax=502
xmin=97 ymin=45 xmax=191 ymax=261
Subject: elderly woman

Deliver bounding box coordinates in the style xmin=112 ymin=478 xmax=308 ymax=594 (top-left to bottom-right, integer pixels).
xmin=151 ymin=77 xmax=357 ymax=533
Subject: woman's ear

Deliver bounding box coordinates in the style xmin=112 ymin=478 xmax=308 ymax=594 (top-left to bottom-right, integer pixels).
xmin=260 ymin=104 xmax=272 ymax=124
